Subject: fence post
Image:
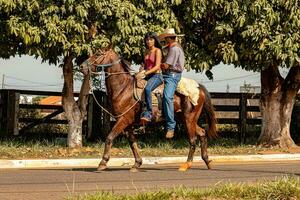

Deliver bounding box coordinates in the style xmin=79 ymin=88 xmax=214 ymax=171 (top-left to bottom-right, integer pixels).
xmin=87 ymin=94 xmax=94 ymax=139
xmin=0 ymin=90 xmax=20 ymax=136
xmin=291 ymin=101 xmax=300 ymax=143
xmin=0 ymin=90 xmax=4 ymax=134
xmin=8 ymin=90 xmax=20 ymax=136
xmin=239 ymin=93 xmax=247 ymax=144
xmin=87 ymin=92 xmax=101 ymax=140
xmin=87 ymin=91 xmax=111 ymax=142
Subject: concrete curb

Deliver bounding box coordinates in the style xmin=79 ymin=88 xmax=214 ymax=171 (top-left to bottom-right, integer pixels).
xmin=0 ymin=154 xmax=300 ymax=169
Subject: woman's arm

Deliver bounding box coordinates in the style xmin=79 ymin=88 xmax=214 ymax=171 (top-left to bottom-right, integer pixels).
xmin=145 ymin=48 xmax=162 ymax=76
xmin=139 ymin=63 xmax=145 ymax=71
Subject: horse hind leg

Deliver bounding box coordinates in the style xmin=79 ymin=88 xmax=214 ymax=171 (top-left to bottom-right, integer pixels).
xmin=196 ymin=125 xmax=212 ymax=169
xmin=179 ymin=120 xmax=197 ymax=172
xmin=178 ymin=135 xmax=196 ymax=172
xmin=127 ymin=130 xmax=142 ymax=172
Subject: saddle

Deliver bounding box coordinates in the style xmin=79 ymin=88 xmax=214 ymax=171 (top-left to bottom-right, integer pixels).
xmin=133 ymin=76 xmax=200 ymax=123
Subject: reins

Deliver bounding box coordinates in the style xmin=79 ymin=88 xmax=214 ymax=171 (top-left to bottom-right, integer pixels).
xmin=90 ymin=70 xmax=133 ymax=78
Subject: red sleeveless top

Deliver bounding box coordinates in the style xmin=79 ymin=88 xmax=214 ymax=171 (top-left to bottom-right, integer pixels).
xmin=144 ymin=50 xmax=156 ymax=70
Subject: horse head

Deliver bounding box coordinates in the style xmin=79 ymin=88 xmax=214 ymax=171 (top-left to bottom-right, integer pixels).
xmin=80 ymin=47 xmax=119 ymax=76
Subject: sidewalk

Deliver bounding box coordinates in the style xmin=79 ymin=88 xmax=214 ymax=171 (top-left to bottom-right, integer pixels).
xmin=1 ymin=154 xmax=300 ymax=169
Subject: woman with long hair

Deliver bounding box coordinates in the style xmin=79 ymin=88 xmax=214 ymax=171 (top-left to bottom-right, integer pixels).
xmin=138 ymin=32 xmax=163 ymax=123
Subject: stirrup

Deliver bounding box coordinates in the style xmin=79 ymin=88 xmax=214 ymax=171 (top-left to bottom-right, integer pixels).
xmin=140 ymin=116 xmax=151 ymax=122
xmin=140 ymin=112 xmax=151 ymax=125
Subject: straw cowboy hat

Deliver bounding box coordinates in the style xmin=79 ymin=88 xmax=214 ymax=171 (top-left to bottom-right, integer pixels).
xmin=159 ymin=28 xmax=184 ymax=40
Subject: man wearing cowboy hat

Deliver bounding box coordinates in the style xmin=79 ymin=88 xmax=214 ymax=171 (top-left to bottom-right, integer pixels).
xmin=159 ymin=28 xmax=185 ymax=139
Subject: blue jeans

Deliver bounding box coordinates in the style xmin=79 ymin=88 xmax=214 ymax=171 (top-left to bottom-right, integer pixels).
xmin=144 ymin=73 xmax=163 ymax=116
xmin=163 ymin=72 xmax=182 ymax=131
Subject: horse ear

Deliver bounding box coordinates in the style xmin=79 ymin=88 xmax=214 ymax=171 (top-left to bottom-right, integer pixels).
xmin=105 ymin=43 xmax=113 ymax=51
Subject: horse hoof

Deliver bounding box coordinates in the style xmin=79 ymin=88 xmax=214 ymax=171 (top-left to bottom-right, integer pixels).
xmin=206 ymin=160 xmax=212 ymax=169
xmin=130 ymin=167 xmax=139 ymax=173
xmin=97 ymin=164 xmax=107 ymax=171
xmin=178 ymin=162 xmax=192 ymax=172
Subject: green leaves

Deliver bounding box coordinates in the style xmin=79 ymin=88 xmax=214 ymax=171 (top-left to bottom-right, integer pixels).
xmin=237 ymin=15 xmax=246 ymax=28
xmin=171 ymin=0 xmax=182 ymax=5
xmin=1 ymin=0 xmax=178 ymax=65
xmin=215 ymin=23 xmax=233 ymax=35
xmin=7 ymin=16 xmax=41 ymax=45
xmin=215 ymin=42 xmax=238 ymax=64
xmin=176 ymin=0 xmax=300 ymax=71
xmin=3 ymin=0 xmax=298 ymax=72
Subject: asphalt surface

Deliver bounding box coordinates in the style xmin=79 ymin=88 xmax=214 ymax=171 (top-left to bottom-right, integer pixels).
xmin=0 ymin=161 xmax=299 ymax=200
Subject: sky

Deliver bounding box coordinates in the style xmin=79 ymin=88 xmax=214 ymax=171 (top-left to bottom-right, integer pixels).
xmin=0 ymin=55 xmax=264 ymax=93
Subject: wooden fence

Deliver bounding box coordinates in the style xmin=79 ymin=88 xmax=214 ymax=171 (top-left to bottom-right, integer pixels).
xmin=0 ymin=89 xmax=299 ymax=143
xmin=0 ymin=90 xmax=70 ymax=136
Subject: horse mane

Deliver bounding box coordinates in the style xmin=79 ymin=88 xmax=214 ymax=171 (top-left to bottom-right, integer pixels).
xmin=121 ymin=58 xmax=133 ymax=73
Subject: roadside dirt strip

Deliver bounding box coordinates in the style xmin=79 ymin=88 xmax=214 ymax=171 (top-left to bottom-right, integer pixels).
xmin=0 ymin=154 xmax=300 ymax=169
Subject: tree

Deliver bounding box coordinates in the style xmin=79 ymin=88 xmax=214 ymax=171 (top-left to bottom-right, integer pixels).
xmin=0 ymin=0 xmax=178 ymax=147
xmin=175 ymin=0 xmax=300 ymax=147
xmin=1 ymin=0 xmax=92 ymax=147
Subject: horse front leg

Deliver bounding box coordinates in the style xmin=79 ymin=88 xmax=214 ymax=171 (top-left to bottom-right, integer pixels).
xmin=126 ymin=129 xmax=142 ymax=172
xmin=98 ymin=117 xmax=129 ymax=171
xmin=196 ymin=125 xmax=212 ymax=169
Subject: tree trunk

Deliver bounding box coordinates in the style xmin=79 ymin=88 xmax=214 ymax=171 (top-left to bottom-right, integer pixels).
xmin=258 ymin=65 xmax=300 ymax=148
xmin=62 ymin=53 xmax=89 ymax=148
xmin=259 ymin=93 xmax=295 ymax=147
xmin=67 ymin=108 xmax=83 ymax=147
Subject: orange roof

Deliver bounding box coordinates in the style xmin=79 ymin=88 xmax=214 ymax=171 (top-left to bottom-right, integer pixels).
xmin=40 ymin=96 xmax=62 ymax=105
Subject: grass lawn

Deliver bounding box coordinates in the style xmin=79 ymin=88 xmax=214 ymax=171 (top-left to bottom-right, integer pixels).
xmin=0 ymin=136 xmax=296 ymax=159
xmin=69 ymin=176 xmax=300 ymax=200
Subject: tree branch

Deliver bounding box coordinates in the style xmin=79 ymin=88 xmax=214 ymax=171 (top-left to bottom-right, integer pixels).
xmin=282 ymin=66 xmax=300 ymax=101
xmin=261 ymin=64 xmax=284 ymax=96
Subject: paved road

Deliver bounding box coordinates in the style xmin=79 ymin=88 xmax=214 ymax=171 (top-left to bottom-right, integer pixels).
xmin=0 ymin=161 xmax=299 ymax=200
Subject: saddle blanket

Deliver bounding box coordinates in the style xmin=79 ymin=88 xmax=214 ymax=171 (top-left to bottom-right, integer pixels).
xmin=134 ymin=77 xmax=199 ymax=106
xmin=176 ymin=77 xmax=199 ymax=106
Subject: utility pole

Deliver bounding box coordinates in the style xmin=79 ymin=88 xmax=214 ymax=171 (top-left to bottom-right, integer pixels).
xmin=1 ymin=74 xmax=4 ymax=89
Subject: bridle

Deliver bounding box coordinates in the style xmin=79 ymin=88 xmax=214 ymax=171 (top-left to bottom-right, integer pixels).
xmin=83 ymin=50 xmax=127 ymax=77
xmin=85 ymin=50 xmax=141 ymax=119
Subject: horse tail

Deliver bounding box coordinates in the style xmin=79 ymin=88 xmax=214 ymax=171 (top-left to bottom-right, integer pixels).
xmin=198 ymin=84 xmax=218 ymax=139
